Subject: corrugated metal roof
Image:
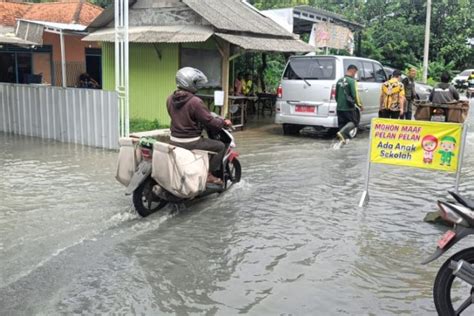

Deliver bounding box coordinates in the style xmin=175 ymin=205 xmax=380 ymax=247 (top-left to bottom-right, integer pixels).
xmin=215 ymin=33 xmax=313 ymax=53
xmin=182 ymin=0 xmax=293 ymax=37
xmin=83 ymin=25 xmax=213 ymax=43
xmin=294 ymin=5 xmax=364 ymax=29
xmin=0 ymin=34 xmax=37 ymax=45
xmin=0 ymin=25 xmax=37 ymax=45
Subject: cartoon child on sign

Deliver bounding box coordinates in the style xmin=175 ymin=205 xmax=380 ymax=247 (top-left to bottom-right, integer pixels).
xmin=438 ymin=136 xmax=456 ymax=167
xmin=421 ymin=135 xmax=438 ymax=164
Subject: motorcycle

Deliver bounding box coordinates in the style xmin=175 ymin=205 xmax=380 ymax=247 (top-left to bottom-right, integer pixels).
xmin=422 ymin=191 xmax=474 ymax=315
xmin=454 ymin=79 xmax=468 ymax=94
xmin=467 ymin=78 xmax=474 ymax=99
xmin=123 ymin=123 xmax=241 ymax=217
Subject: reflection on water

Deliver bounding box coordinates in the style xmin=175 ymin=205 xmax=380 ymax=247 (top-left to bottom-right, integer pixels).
xmin=0 ymin=102 xmax=473 ymax=315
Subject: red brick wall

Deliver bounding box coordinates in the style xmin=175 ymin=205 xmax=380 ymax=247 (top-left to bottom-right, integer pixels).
xmin=42 ymin=32 xmax=100 ymax=86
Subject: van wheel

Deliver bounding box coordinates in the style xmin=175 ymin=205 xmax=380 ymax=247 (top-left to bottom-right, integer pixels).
xmin=283 ymin=124 xmax=301 ymax=135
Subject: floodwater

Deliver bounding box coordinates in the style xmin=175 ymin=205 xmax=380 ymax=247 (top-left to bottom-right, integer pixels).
xmin=1 ymin=101 xmax=473 ymax=315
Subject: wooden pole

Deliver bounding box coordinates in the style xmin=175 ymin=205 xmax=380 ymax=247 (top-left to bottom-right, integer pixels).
xmin=221 ymin=41 xmax=230 ymax=118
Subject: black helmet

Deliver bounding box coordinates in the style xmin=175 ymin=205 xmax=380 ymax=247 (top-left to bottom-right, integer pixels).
xmin=176 ymin=67 xmax=208 ymax=93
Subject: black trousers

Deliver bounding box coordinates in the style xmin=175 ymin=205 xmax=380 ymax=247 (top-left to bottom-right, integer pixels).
xmin=400 ymin=111 xmax=412 ymax=120
xmin=170 ymin=137 xmax=225 ymax=172
xmin=400 ymin=101 xmax=413 ymax=120
xmin=379 ymin=109 xmax=401 ymax=119
xmin=337 ymin=110 xmax=357 ymax=139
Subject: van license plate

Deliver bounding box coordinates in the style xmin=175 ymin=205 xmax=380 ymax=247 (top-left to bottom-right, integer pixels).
xmin=438 ymin=230 xmax=456 ymax=249
xmin=295 ymin=105 xmax=315 ymax=113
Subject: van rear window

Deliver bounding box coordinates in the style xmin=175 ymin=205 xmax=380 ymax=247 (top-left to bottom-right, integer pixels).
xmin=283 ymin=57 xmax=335 ymax=80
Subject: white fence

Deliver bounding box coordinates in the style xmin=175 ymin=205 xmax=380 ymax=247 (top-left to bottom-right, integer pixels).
xmin=0 ymin=83 xmax=119 ymax=149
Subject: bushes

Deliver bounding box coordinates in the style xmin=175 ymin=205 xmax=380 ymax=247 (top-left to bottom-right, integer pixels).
xmin=406 ymin=60 xmax=456 ymax=86
xmin=129 ymin=118 xmax=167 ymax=133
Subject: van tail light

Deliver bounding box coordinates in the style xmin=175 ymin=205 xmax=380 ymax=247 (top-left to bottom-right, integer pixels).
xmin=277 ymin=84 xmax=283 ymax=98
xmin=330 ymin=84 xmax=336 ymax=101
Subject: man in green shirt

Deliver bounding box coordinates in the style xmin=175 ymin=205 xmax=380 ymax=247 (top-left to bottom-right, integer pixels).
xmin=335 ymin=64 xmax=363 ymax=143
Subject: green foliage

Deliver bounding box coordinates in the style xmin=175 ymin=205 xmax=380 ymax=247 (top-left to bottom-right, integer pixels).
xmin=248 ymin=0 xmax=474 ymax=72
xmin=250 ymin=0 xmax=311 ymax=10
xmin=264 ymin=55 xmax=287 ymax=92
xmin=130 ymin=118 xmax=165 ymax=133
xmin=407 ymin=59 xmax=455 ymax=84
xmin=234 ymin=53 xmax=287 ymax=93
xmin=89 ymin=0 xmax=113 ymax=8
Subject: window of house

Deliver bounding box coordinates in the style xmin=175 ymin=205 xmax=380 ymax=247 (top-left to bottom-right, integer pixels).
xmin=17 ymin=53 xmax=32 ymax=84
xmin=0 ymin=45 xmax=52 ymax=84
xmin=0 ymin=53 xmax=16 ymax=83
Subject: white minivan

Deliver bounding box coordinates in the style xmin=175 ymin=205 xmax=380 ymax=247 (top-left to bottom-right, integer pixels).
xmin=275 ymin=55 xmax=387 ymax=135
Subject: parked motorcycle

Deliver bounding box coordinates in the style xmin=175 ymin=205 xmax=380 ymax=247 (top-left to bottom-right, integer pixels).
xmin=467 ymin=78 xmax=474 ymax=98
xmin=422 ymin=191 xmax=474 ymax=315
xmin=454 ymin=79 xmax=468 ymax=94
xmin=122 ymin=124 xmax=241 ymax=217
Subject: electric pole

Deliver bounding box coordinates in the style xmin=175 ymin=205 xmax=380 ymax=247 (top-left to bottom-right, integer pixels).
xmin=422 ymin=0 xmax=431 ymax=83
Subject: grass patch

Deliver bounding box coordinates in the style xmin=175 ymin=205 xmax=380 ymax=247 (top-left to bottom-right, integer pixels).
xmin=129 ymin=118 xmax=168 ymax=133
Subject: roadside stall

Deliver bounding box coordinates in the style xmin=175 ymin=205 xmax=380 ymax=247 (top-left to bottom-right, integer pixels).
xmin=84 ymin=0 xmax=313 ymax=131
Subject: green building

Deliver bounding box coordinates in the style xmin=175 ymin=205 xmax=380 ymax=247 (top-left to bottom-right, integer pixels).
xmin=84 ymin=0 xmax=312 ymax=127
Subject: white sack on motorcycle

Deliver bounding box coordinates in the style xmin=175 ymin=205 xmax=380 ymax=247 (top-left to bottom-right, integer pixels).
xmin=116 ymin=138 xmax=139 ymax=186
xmin=152 ymin=142 xmax=209 ymax=199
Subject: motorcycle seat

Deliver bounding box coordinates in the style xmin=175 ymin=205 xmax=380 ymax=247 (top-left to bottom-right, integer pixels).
xmin=449 ymin=191 xmax=474 ymax=210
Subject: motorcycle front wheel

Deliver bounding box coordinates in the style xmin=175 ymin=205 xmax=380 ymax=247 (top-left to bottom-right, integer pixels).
xmin=225 ymin=158 xmax=241 ymax=187
xmin=132 ymin=177 xmax=168 ymax=217
xmin=434 ymin=247 xmax=474 ymax=316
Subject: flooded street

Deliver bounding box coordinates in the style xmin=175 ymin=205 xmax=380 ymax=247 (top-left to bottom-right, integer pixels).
xmin=1 ymin=102 xmax=473 ymax=315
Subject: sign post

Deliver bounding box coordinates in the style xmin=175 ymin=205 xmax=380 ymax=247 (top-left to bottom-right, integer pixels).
xmin=359 ymin=126 xmax=373 ymax=207
xmin=359 ymin=118 xmax=468 ymax=207
xmin=455 ymin=124 xmax=469 ymax=193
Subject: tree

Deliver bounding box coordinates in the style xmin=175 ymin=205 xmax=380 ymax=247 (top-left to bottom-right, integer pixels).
xmin=250 ymin=0 xmax=473 ymax=73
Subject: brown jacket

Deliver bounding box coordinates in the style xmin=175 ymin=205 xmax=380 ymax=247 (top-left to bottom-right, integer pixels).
xmin=167 ymin=90 xmax=224 ymax=138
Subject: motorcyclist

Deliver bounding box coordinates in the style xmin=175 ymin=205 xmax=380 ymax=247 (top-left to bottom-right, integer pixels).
xmin=429 ymin=72 xmax=460 ymax=104
xmin=167 ymin=67 xmax=232 ymax=186
xmin=468 ymin=71 xmax=474 ymax=86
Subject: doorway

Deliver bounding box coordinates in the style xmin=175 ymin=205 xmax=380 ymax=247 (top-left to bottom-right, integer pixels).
xmin=85 ymin=48 xmax=102 ymax=88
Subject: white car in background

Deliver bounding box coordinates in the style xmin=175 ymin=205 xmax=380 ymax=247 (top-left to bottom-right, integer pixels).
xmin=452 ymin=69 xmax=474 ymax=85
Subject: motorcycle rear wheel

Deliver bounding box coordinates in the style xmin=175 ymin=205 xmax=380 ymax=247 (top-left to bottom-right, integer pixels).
xmin=132 ymin=177 xmax=168 ymax=217
xmin=434 ymin=247 xmax=474 ymax=316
